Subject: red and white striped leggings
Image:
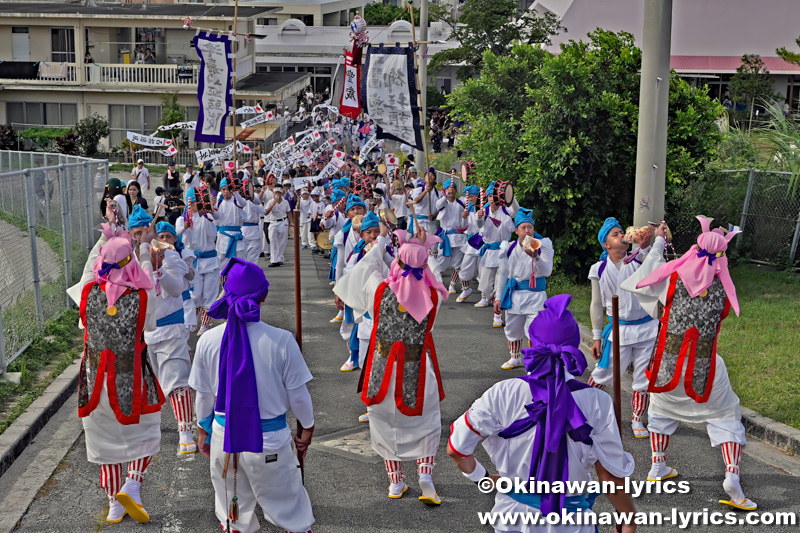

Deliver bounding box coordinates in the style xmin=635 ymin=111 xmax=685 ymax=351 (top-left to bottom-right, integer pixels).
xmin=100 ymin=456 xmax=152 ymax=500
xmin=169 ymin=387 xmax=194 ymax=432
xmin=384 ymin=456 xmax=436 ymax=483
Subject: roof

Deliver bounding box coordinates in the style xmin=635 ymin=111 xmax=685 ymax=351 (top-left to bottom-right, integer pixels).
xmin=0 ymin=2 xmax=279 ymax=19
xmin=671 ymin=56 xmax=800 ymax=75
xmin=236 ymin=71 xmax=310 ymax=96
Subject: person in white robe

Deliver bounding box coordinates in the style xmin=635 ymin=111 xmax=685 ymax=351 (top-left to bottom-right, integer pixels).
xmin=241 ymin=185 xmax=265 ymax=263
xmin=493 ymin=208 xmax=554 ymax=370
xmin=190 ymin=258 xmax=315 ymax=533
xmin=448 ymin=294 xmax=637 ymax=533
xmin=455 ymin=185 xmax=483 ymax=303
xmin=333 ymin=194 xmax=368 ymax=351
xmin=433 ymin=178 xmax=469 ymax=293
xmin=264 ymin=186 xmax=292 ymax=266
xmin=214 ymin=178 xmax=246 ymax=270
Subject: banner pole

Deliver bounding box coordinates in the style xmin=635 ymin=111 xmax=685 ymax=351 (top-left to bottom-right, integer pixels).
xmin=408 ymin=3 xmax=431 ymax=215
xmin=231 ymin=0 xmax=239 ymax=166
xmin=293 ymin=210 xmax=302 ymax=349
xmin=612 ymin=295 xmax=622 ymax=434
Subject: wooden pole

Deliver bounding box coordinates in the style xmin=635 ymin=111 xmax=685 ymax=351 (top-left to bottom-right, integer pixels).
xmin=611 ymin=295 xmax=622 ymax=434
xmin=293 ymin=209 xmax=302 ymax=350
xmin=231 ymin=0 xmax=239 ymax=166
xmin=407 ymin=4 xmax=432 ymax=216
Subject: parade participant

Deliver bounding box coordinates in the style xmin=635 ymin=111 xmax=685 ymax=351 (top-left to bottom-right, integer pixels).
xmin=371 ymin=188 xmax=388 ymax=214
xmin=190 ymin=258 xmax=316 ymax=533
xmin=587 ymin=217 xmax=658 ymax=439
xmin=334 ymin=229 xmax=447 ymax=505
xmin=241 ymin=180 xmax=265 ymax=264
xmin=177 ymin=188 xmax=220 ymax=336
xmin=70 ymin=217 xmax=164 ymax=524
xmin=325 ymin=189 xmax=348 ymax=323
xmin=493 ymin=208 xmax=554 ymax=370
xmin=434 ymin=178 xmax=468 ymax=294
xmin=131 ymin=159 xmax=151 ymax=190
xmin=101 ymin=178 xmax=131 ymax=228
xmin=448 ymin=295 xmax=637 ymax=532
xmin=146 ymin=221 xmax=196 ymax=456
xmin=183 ymin=163 xmax=199 ymax=195
xmin=128 ymin=205 xmax=153 ymax=258
xmin=215 ymin=177 xmax=246 ymax=269
xmin=264 ymin=185 xmax=292 ymax=267
xmin=456 ymin=185 xmax=482 ymax=303
xmin=162 ymin=220 xmax=198 ymax=334
xmin=298 ymin=188 xmax=313 ymax=250
xmin=310 ymin=189 xmax=325 ymax=253
xmin=260 ymin=175 xmax=276 ymax=258
xmin=408 ymin=169 xmax=441 ymax=236
xmin=390 ymin=180 xmax=410 ymax=231
xmin=471 ymin=181 xmax=519 ymax=328
xmin=332 ymin=194 xmax=368 ymax=343
xmin=337 ymin=211 xmax=393 ymax=373
xmin=622 ymin=217 xmax=756 ymax=510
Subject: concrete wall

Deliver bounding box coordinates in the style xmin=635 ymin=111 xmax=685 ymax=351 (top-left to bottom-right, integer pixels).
xmin=89 ymin=27 xmax=116 ymax=63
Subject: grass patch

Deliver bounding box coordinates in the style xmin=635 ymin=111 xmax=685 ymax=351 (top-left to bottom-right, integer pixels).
xmin=0 ymin=308 xmax=81 ymax=436
xmin=546 ymin=265 xmax=800 ymax=431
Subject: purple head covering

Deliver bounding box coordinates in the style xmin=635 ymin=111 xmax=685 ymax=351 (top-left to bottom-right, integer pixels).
xmin=208 ymin=258 xmax=269 ymax=454
xmin=498 ymin=294 xmax=593 ymax=516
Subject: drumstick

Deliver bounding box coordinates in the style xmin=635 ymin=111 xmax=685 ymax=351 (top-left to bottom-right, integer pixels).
xmin=150 ymin=202 xmax=168 ymax=229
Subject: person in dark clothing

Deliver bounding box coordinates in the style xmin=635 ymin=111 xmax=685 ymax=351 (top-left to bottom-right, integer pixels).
xmin=164 ymin=187 xmax=186 ymax=226
xmin=163 ymin=162 xmax=181 ymax=192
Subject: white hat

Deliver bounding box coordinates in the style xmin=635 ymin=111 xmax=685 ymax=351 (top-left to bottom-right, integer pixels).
xmin=137 ymin=159 xmax=144 ymax=164
xmin=300 ymin=188 xmax=309 ymax=194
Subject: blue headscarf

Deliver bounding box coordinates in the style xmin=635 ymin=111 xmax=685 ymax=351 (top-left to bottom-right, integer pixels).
xmin=156 ymin=221 xmax=177 ymax=237
xmin=598 ymin=217 xmax=622 ymax=261
xmin=330 ymin=179 xmax=341 ymax=191
xmin=128 ymin=204 xmax=153 ymax=229
xmin=346 ymin=194 xmax=366 ymax=212
xmin=220 ymin=178 xmax=230 ymax=188
xmin=443 ymin=178 xmax=454 ymax=190
xmin=465 ymin=185 xmax=480 ymax=196
xmin=339 ymin=177 xmax=351 ymax=189
xmin=207 ymin=258 xmax=270 ymax=454
xmin=360 ymin=211 xmax=379 ymax=232
xmin=331 ymin=189 xmax=345 ymax=205
xmin=485 ymin=181 xmax=496 ymax=196
xmin=514 ymin=207 xmax=535 ymax=228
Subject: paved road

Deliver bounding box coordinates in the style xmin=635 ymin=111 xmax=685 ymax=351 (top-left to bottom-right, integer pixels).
xmin=3 ymin=243 xmax=800 ymax=532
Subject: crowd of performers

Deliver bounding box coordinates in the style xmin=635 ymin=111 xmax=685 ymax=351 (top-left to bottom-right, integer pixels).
xmin=69 ymin=125 xmax=757 ymax=532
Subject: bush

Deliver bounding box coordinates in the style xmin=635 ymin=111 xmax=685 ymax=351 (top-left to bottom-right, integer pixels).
xmin=75 ymin=113 xmax=109 ymax=157
xmin=55 ymin=131 xmax=80 ymax=155
xmin=0 ymin=125 xmax=18 ymax=150
xmin=18 ymin=127 xmax=72 ymax=151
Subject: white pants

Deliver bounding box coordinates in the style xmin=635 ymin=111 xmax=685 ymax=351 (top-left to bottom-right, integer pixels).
xmin=435 ymin=247 xmax=464 ymax=277
xmin=648 ymin=414 xmax=746 ymax=447
xmin=268 ymin=222 xmax=288 ymax=264
xmin=459 ymin=253 xmax=479 ymax=281
xmin=210 ymin=422 xmax=314 ymax=533
xmin=300 ymin=221 xmax=311 ymax=247
xmin=477 ymin=266 xmax=498 ymax=300
xmin=147 ymin=333 xmax=191 ymax=396
xmin=192 ymin=270 xmax=220 ymax=310
xmin=503 ymin=311 xmax=540 ymax=344
xmin=590 ymin=337 xmax=655 ymax=392
xmin=243 ymin=237 xmax=261 ymax=264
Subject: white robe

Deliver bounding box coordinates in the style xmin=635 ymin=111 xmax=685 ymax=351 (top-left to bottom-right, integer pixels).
xmin=334 ymin=244 xmax=442 ymax=460
xmin=450 ymin=378 xmax=635 ymax=533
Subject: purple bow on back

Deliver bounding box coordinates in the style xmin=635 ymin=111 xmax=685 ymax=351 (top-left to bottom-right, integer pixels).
xmin=696 ymin=248 xmax=718 ymax=265
xmin=401 ymin=263 xmax=424 ymax=280
xmin=208 ymin=293 xmax=264 ymax=454
xmin=498 ymin=338 xmax=593 ymax=516
xmin=98 ymin=261 xmax=121 ymax=277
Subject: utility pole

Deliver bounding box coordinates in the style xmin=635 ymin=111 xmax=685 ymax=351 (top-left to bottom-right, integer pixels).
xmin=415 ymin=0 xmax=429 ymax=168
xmin=632 ymin=0 xmax=672 ymax=226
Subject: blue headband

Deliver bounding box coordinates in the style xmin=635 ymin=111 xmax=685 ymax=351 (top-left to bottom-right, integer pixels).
xmin=339 ymin=178 xmax=351 ymax=188
xmin=465 ymin=185 xmax=480 ymax=196
xmin=514 ymin=207 xmax=535 ymax=228
xmin=331 ymin=190 xmax=345 ymax=204
xmin=220 ymin=178 xmax=230 ymax=188
xmin=128 ymin=204 xmax=153 ymax=229
xmin=443 ymin=178 xmax=454 ymax=190
xmin=346 ymin=194 xmax=366 ymax=212
xmin=360 ymin=211 xmax=380 ymax=232
xmin=598 ymin=217 xmax=622 ymax=261
xmin=486 ymin=181 xmax=496 ymax=196
xmin=156 ymin=221 xmax=177 ymax=237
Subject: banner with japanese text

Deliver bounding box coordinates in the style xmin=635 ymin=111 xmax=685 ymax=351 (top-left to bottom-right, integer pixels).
xmin=339 ymin=50 xmax=361 ymax=119
xmin=194 ymin=32 xmax=232 ymax=144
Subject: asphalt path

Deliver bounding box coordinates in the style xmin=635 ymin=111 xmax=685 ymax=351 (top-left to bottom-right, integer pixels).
xmin=5 ymin=241 xmax=800 ymax=532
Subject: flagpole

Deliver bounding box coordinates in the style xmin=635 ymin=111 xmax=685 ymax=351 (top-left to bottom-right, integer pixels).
xmin=231 ymin=0 xmax=239 ymax=166
xmin=407 ymin=2 xmax=431 ymax=216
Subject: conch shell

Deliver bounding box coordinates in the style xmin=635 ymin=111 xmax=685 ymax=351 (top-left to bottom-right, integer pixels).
xmin=363 ymin=241 xmax=376 ymax=253
xmin=521 ymin=235 xmax=541 ymax=252
xmin=150 ymin=239 xmax=175 ymax=254
xmin=624 ymin=226 xmax=650 ymax=245
xmin=352 ymin=214 xmax=365 ymax=231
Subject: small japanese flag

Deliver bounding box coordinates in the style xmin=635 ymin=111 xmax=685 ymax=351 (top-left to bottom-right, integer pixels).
xmin=166 ymin=145 xmax=177 ymax=155
xmin=265 ymin=111 xmax=274 ymax=120
xmin=255 ymin=104 xmax=263 ymax=113
xmin=165 ymin=139 xmax=172 ymax=145
xmin=387 ymin=155 xmax=398 ymax=166
xmin=242 ymin=145 xmax=251 ymax=153
xmin=223 ymin=161 xmax=235 ymax=170
xmin=328 ymin=138 xmax=336 ymax=146
xmin=305 ymin=149 xmax=313 ymax=158
xmin=312 ymin=131 xmax=321 ymax=140
xmin=287 ymin=136 xmax=295 ymax=146
xmin=324 ymin=122 xmax=331 ymax=131
xmin=333 ymin=150 xmax=345 ymax=159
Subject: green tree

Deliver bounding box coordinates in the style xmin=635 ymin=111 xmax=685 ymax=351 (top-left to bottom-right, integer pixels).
xmin=75 ymin=114 xmax=109 ymax=157
xmin=448 ymin=31 xmax=722 ymax=276
xmin=18 ymin=127 xmax=72 ymax=151
xmin=727 ymin=54 xmax=782 ymax=130
xmin=777 ymin=35 xmax=800 ymax=66
xmin=157 ymin=92 xmax=187 ymax=148
xmin=429 ymin=0 xmax=564 ymax=81
xmin=362 ymin=3 xmax=453 ymax=28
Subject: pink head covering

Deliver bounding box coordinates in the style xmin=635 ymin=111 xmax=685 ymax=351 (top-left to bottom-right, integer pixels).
xmin=637 ymin=216 xmax=741 ymax=316
xmin=385 ymin=230 xmax=449 ymax=323
xmin=93 ymin=236 xmax=153 ymax=309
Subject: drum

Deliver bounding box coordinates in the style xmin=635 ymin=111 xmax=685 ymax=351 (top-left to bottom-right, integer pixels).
xmin=495 ymin=180 xmax=514 ymax=207
xmin=242 ymin=177 xmax=255 ymax=201
xmin=193 ymin=185 xmax=214 ymax=215
xmin=379 ymin=208 xmax=400 ymax=246
xmin=377 ymin=163 xmax=388 ymax=175
xmin=316 ymin=231 xmax=334 ymax=251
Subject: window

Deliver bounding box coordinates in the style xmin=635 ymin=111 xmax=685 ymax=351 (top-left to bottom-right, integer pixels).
xmin=7 ymin=103 xmax=24 ymax=125
xmin=257 ymin=18 xmax=277 ymax=25
xmin=257 ymin=65 xmax=269 ymax=73
xmin=51 ymin=28 xmax=75 ymax=63
xmin=5 ymin=102 xmax=77 ymax=126
xmin=108 ymin=104 xmax=165 ymax=148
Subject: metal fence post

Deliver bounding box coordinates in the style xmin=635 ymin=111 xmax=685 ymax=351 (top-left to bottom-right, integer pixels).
xmin=24 ymin=169 xmax=45 ymax=328
xmin=790 ymin=209 xmax=800 ymax=266
xmin=84 ymin=162 xmax=93 ymax=253
xmin=738 ymin=169 xmax=755 ymax=249
xmin=0 ymin=304 xmax=5 ymax=377
xmin=59 ymin=165 xmax=73 ymax=306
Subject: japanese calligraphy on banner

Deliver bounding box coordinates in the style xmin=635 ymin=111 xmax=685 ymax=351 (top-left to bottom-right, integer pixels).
xmin=358 ymin=136 xmax=381 ymax=164
xmin=235 ymin=104 xmax=263 ymax=115
xmin=260 ymin=150 xmax=279 ymax=167
xmin=195 ymin=141 xmax=249 ymax=163
xmin=362 ymin=45 xmax=422 ymax=150
xmin=137 ymin=146 xmax=178 ymax=157
xmin=193 ymin=32 xmax=233 ymax=144
xmin=127 ymin=132 xmax=172 ymax=147
xmin=152 ymin=121 xmax=196 ymax=135
xmin=318 ymin=162 xmax=339 ymax=180
xmin=241 ymin=113 xmax=269 ymax=129
xmin=339 ymin=50 xmax=361 ymax=119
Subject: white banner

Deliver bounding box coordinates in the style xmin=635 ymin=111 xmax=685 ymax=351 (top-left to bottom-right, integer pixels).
xmin=194 ymin=33 xmax=232 ymax=144
xmin=318 ymin=162 xmax=339 ymax=180
xmin=358 ymin=136 xmax=380 ymax=164
xmin=127 ymin=132 xmax=172 ymax=147
xmin=136 ymin=145 xmax=178 ymax=157
xmin=241 ymin=113 xmax=269 ymax=128
xmin=195 ymin=141 xmax=249 ymax=163
xmin=152 ymin=121 xmax=196 ymax=135
xmin=235 ymin=104 xmax=263 ymax=115
xmin=365 ymin=49 xmax=417 ymax=148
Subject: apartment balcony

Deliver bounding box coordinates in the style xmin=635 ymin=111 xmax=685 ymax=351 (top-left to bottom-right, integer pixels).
xmin=0 ymin=61 xmax=198 ymax=91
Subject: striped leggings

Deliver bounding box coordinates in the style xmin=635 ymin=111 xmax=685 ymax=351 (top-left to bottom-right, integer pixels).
xmin=100 ymin=456 xmax=152 ymax=501
xmin=384 ymin=456 xmax=436 ymax=483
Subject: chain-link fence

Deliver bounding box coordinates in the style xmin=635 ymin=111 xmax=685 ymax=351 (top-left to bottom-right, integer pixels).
xmin=0 ymin=150 xmax=108 ymax=376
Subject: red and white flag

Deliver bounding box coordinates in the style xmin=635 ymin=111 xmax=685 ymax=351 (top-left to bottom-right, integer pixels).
xmin=333 ymin=150 xmax=345 ymax=159
xmin=339 ymin=50 xmax=361 ymax=119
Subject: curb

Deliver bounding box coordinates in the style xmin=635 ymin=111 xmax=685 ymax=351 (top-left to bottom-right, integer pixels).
xmin=576 ymin=323 xmax=800 ymax=456
xmin=0 ymin=360 xmax=80 ymax=479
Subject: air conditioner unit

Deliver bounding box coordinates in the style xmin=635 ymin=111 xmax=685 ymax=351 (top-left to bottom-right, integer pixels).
xmin=167 ymin=55 xmax=185 ymax=64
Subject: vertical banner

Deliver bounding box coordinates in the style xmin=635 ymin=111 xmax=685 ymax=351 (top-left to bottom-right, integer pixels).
xmin=361 ymin=45 xmax=423 ymax=150
xmin=339 ymin=50 xmax=361 ymax=119
xmin=194 ymin=32 xmax=233 ymax=144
